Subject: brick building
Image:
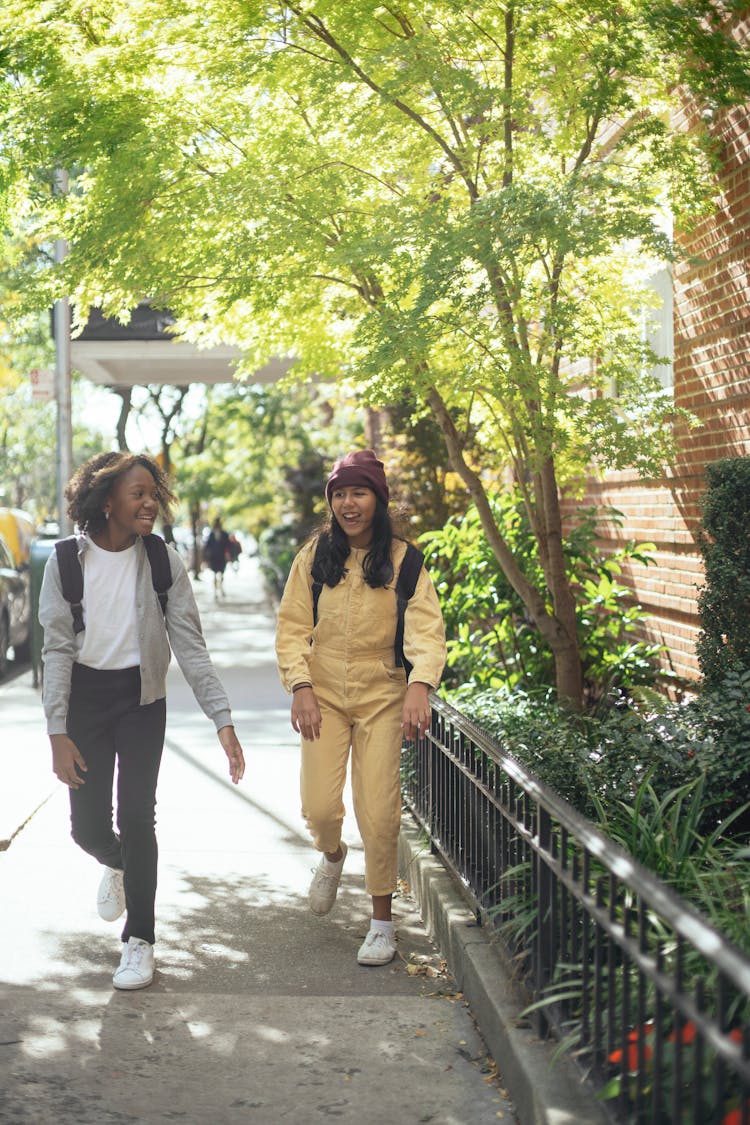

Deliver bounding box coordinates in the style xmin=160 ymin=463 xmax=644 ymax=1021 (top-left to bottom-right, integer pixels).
xmin=565 ymin=35 xmax=750 ymax=687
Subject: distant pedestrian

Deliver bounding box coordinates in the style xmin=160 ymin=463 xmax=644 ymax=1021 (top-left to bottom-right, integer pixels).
xmin=275 ymin=450 xmax=446 ymax=965
xmin=39 ymin=452 xmax=245 ymax=991
xmin=227 ymin=533 xmax=242 ymax=571
xmin=204 ymin=517 xmax=231 ymax=597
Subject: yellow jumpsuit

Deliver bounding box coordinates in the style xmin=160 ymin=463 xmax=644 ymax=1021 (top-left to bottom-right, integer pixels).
xmin=276 ymin=539 xmax=447 ymax=896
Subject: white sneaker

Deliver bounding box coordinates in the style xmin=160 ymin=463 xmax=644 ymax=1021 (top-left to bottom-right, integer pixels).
xmin=308 ymin=841 xmax=348 ymax=916
xmin=97 ymin=866 xmax=125 ymax=922
xmin=357 ymin=929 xmax=397 ymax=966
xmin=113 ymin=937 xmax=155 ymax=990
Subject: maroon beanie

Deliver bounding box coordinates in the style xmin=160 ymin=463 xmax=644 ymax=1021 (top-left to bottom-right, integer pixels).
xmin=325 ymin=449 xmax=389 ymax=507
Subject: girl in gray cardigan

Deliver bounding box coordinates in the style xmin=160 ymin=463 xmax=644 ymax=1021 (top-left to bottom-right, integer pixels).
xmin=39 ymin=452 xmax=245 ymax=990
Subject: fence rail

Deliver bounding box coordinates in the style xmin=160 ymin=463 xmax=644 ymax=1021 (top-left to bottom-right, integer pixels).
xmin=402 ymin=694 xmax=750 ymax=1124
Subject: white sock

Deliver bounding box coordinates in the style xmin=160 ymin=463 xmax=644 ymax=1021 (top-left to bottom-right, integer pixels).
xmin=369 ymin=918 xmax=395 ymax=938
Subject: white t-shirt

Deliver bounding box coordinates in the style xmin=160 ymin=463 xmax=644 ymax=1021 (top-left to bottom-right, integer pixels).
xmin=78 ymin=536 xmax=140 ymax=669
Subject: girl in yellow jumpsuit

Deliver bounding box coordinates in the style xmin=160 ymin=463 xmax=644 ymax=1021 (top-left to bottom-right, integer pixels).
xmin=275 ymin=450 xmax=446 ymax=966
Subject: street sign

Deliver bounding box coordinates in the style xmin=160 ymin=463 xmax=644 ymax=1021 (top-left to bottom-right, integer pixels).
xmin=30 ymin=367 xmax=55 ymax=402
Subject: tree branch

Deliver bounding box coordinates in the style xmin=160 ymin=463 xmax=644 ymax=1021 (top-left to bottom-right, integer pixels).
xmin=286 ymin=5 xmax=479 ymax=200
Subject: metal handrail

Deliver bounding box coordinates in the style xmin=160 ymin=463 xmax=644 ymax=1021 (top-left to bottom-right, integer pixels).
xmin=402 ymin=693 xmax=750 ymax=1123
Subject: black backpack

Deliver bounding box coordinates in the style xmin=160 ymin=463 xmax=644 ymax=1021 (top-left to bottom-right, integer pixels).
xmin=311 ymin=539 xmax=424 ymax=676
xmin=55 ymin=534 xmax=173 ymax=635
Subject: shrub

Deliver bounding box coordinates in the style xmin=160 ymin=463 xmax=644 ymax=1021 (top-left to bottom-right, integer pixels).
xmin=452 ymin=671 xmax=750 ymax=837
xmin=454 ymin=686 xmax=695 ymax=821
xmin=257 ymin=522 xmax=302 ymax=599
xmin=675 ymin=668 xmax=750 ymax=835
xmin=422 ymin=491 xmax=663 ymax=702
xmin=696 ymin=457 xmax=750 ymax=688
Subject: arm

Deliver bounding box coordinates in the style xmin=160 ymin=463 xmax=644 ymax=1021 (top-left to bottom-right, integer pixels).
xmin=275 ymin=544 xmax=317 ymax=694
xmin=50 ymin=732 xmax=88 ymax=788
xmin=275 ymin=544 xmax=323 ymax=736
xmin=163 ymin=551 xmax=245 ymax=781
xmin=217 ymin=724 xmax=245 ymax=784
xmin=401 ymin=565 xmax=447 ymax=739
xmin=38 ymin=551 xmax=78 ymax=737
xmin=38 ymin=550 xmax=89 ymax=785
xmin=164 ymin=554 xmax=233 ymax=727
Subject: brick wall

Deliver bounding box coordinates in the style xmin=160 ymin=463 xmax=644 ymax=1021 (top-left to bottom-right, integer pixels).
xmin=563 ymin=44 xmax=750 ymax=685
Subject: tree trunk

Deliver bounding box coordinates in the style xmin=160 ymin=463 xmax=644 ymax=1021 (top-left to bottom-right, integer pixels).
xmin=537 ymin=455 xmax=582 ymax=705
xmin=113 ymin=386 xmax=131 ymax=451
xmin=427 ymin=386 xmax=583 ymax=709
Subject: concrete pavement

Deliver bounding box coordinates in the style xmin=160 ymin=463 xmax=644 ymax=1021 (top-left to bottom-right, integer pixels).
xmin=0 ymin=555 xmax=516 ymax=1125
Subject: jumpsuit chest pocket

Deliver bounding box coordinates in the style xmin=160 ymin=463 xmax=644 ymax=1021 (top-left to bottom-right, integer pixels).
xmin=314 ymin=572 xmax=400 ymax=658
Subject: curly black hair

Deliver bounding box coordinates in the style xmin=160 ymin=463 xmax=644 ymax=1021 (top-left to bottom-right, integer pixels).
xmin=311 ymin=497 xmax=404 ymax=589
xmin=65 ymin=452 xmax=177 ymax=536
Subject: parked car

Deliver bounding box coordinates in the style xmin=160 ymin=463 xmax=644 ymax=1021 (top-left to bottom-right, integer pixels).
xmin=0 ymin=507 xmax=35 ymax=568
xmin=0 ymin=530 xmax=31 ymax=677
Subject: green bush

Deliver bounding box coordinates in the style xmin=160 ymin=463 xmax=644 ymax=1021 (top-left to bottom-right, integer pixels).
xmin=257 ymin=451 xmax=328 ymax=597
xmin=422 ymin=491 xmax=663 ymax=702
xmin=674 ymin=668 xmax=750 ymax=832
xmin=589 ymin=771 xmax=750 ymax=952
xmin=257 ymin=523 xmax=302 ymax=599
xmin=453 ymin=670 xmax=750 ymax=836
xmin=696 ymin=457 xmax=750 ymax=688
xmin=455 ymin=687 xmax=688 ymax=820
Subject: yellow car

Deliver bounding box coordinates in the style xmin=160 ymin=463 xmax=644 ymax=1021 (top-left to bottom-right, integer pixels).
xmin=0 ymin=507 xmax=35 ymax=569
xmin=0 ymin=530 xmax=31 ymax=677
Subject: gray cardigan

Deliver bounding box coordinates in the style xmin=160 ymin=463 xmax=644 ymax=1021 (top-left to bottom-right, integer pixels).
xmin=39 ymin=535 xmax=234 ymax=737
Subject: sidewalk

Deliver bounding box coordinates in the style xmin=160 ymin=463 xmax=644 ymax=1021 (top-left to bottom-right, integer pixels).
xmin=0 ymin=555 xmax=515 ymax=1125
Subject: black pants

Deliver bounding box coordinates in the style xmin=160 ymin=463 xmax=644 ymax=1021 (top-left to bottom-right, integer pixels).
xmin=67 ymin=663 xmax=166 ymax=945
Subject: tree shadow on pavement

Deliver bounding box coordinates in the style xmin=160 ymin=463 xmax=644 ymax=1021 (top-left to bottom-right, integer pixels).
xmin=0 ymin=873 xmax=510 ymax=1125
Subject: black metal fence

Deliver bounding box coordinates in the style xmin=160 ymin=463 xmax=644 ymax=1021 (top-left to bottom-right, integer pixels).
xmin=402 ymin=694 xmax=750 ymax=1124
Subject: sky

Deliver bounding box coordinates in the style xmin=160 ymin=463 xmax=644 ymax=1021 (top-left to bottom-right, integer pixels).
xmin=77 ymin=381 xmax=194 ymax=451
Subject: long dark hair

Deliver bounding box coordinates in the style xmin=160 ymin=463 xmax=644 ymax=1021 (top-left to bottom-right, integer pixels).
xmin=65 ymin=452 xmax=176 ymax=536
xmin=311 ymin=497 xmax=397 ymax=589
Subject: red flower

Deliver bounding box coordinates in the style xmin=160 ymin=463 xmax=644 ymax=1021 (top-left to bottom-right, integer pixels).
xmin=609 ymin=1024 xmax=655 ymax=1071
xmin=668 ymin=1020 xmax=697 ymax=1046
xmin=722 ymin=1101 xmax=750 ymax=1125
xmin=609 ymin=1042 xmax=653 ymax=1071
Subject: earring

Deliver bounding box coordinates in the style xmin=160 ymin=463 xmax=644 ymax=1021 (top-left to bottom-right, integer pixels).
xmin=105 ymin=511 xmax=110 ymax=521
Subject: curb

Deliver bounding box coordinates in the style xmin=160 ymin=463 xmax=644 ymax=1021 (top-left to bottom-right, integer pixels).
xmin=398 ymin=818 xmax=610 ymax=1125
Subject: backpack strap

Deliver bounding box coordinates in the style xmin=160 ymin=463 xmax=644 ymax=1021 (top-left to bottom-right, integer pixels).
xmin=55 ymin=534 xmax=173 ymax=632
xmin=142 ymin=534 xmax=172 ymax=616
xmin=54 ymin=537 xmax=85 ymax=635
xmin=394 ymin=544 xmax=424 ymax=674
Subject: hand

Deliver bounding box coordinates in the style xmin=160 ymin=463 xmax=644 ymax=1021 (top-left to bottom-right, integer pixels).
xmin=50 ymin=734 xmax=87 ymax=789
xmin=217 ymin=725 xmax=245 ymax=784
xmin=401 ymin=682 xmax=431 ymax=741
xmin=291 ymin=686 xmax=322 ymax=741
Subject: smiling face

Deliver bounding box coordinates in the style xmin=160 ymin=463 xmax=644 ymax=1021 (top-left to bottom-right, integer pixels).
xmin=102 ymin=465 xmax=160 ymax=548
xmin=330 ymin=485 xmax=377 ymax=548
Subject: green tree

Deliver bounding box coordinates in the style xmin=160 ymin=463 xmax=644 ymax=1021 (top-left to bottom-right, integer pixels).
xmin=696 ymin=458 xmax=750 ymax=688
xmin=1 ymin=0 xmax=748 ymax=704
xmin=171 ymin=379 xmax=359 ymax=533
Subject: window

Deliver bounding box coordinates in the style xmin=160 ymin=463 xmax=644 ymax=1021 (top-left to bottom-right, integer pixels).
xmin=641 ymin=263 xmax=674 ymax=391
